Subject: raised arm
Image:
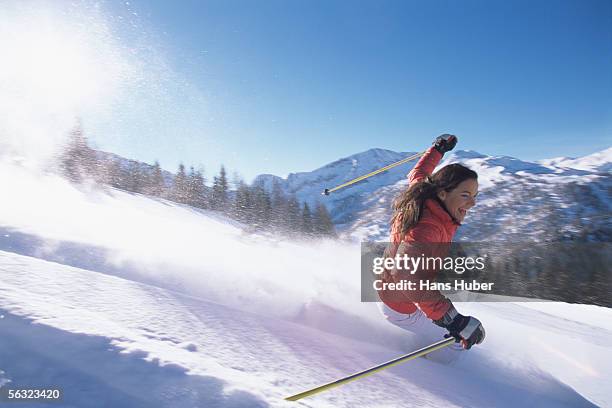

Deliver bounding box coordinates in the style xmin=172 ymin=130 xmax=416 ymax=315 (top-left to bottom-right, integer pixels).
xmin=407 ymin=134 xmax=457 ymax=184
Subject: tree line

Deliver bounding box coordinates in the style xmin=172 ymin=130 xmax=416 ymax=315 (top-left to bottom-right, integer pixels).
xmin=435 ymin=242 xmax=611 ymax=307
xmin=60 ymin=124 xmax=336 ymax=239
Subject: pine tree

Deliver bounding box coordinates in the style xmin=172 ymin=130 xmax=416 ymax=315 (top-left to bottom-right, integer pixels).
xmin=313 ymin=202 xmax=336 ymax=237
xmin=195 ymin=168 xmax=207 ymax=208
xmin=301 ymin=202 xmax=314 ymax=237
xmin=186 ymin=166 xmax=197 ymax=206
xmin=126 ymin=161 xmax=146 ymax=193
xmin=187 ymin=166 xmax=207 ymax=208
xmin=270 ymin=179 xmax=288 ymax=230
xmin=211 ymin=165 xmax=229 ymax=211
xmin=251 ymin=183 xmax=272 ymax=228
xmin=171 ymin=163 xmax=188 ymax=204
xmin=286 ymin=195 xmax=301 ymax=235
xmin=60 ymin=122 xmax=98 ymax=183
xmin=102 ymin=157 xmax=125 ymax=189
xmin=148 ymin=161 xmax=165 ymax=197
xmin=233 ymin=179 xmax=252 ymax=223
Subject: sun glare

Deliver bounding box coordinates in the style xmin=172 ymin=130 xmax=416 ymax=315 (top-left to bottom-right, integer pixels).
xmin=0 ymin=2 xmax=136 ymax=167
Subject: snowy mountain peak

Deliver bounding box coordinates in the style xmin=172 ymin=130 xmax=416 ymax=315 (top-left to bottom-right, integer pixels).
xmin=347 ymin=147 xmax=409 ymax=162
xmin=539 ymin=147 xmax=612 ymax=173
xmin=250 ymin=146 xmax=611 ymax=241
xmin=307 ymin=147 xmax=411 ymax=174
xmin=441 ymin=149 xmax=488 ymax=161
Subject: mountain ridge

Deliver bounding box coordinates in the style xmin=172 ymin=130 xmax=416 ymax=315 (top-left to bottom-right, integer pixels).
xmin=253 ymin=146 xmax=611 ymax=241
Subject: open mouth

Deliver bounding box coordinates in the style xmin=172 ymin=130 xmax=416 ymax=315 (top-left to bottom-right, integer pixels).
xmin=458 ymin=208 xmax=467 ymax=218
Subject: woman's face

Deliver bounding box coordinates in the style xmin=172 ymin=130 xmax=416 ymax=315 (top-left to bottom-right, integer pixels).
xmin=437 ymin=178 xmax=478 ymax=223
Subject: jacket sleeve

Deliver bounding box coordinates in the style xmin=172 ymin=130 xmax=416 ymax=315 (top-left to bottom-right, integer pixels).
xmin=408 ymin=146 xmax=443 ymax=184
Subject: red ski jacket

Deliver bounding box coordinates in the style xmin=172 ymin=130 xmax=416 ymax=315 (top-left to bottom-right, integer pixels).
xmin=378 ymin=147 xmax=459 ymax=321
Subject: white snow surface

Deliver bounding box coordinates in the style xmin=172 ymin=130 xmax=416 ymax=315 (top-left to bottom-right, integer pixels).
xmin=0 ymin=160 xmax=610 ymax=407
xmin=1 ymin=251 xmax=610 ymax=407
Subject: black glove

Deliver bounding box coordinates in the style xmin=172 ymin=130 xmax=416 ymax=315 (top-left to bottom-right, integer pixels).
xmin=433 ymin=134 xmax=457 ymax=154
xmin=434 ymin=305 xmax=485 ymax=349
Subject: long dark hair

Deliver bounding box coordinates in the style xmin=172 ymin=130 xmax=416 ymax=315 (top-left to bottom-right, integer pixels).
xmin=391 ymin=164 xmax=477 ymax=235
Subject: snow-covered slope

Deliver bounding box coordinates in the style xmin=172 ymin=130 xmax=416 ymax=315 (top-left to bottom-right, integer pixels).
xmin=0 ymin=160 xmax=361 ymax=317
xmin=254 ymin=147 xmax=611 ymax=242
xmin=1 ymin=250 xmax=610 ymax=407
xmin=0 ymin=159 xmax=611 ymax=407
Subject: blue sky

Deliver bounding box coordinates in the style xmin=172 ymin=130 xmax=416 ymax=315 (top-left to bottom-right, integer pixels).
xmin=93 ymin=0 xmax=611 ymax=181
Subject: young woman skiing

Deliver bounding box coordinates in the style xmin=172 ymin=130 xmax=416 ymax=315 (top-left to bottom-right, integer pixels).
xmin=377 ymin=134 xmax=485 ymax=355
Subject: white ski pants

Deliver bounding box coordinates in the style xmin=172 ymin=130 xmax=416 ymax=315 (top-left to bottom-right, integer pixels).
xmin=378 ymin=302 xmax=464 ymax=364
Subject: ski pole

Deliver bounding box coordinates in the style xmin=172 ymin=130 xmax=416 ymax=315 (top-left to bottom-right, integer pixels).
xmin=285 ymin=336 xmax=455 ymax=401
xmin=322 ymin=150 xmax=425 ymax=196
